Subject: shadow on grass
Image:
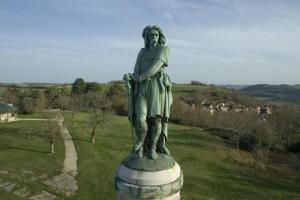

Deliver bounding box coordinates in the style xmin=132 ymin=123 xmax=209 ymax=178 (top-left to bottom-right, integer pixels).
xmin=183 ymin=167 xmax=300 ymax=200
xmin=0 ymin=126 xmax=45 ymax=140
xmin=72 ymin=137 xmax=92 ymax=143
xmin=171 ymin=129 xmax=204 ymax=139
xmin=0 ymin=144 xmax=49 ymax=154
xmin=221 ymin=162 xmax=299 ymax=192
xmin=0 ymin=127 xmax=22 ymax=136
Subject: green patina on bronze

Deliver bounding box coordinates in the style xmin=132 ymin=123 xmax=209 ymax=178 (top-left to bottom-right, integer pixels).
xmin=123 ymin=25 xmax=173 ymax=161
xmin=122 ymin=153 xmax=175 ymax=171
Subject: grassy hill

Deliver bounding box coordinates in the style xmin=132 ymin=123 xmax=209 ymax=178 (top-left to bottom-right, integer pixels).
xmin=241 ymin=84 xmax=300 ymax=105
xmin=0 ymin=112 xmax=299 ymax=199
xmin=63 ymin=112 xmax=300 ymax=200
xmin=0 ymin=86 xmax=6 ymax=98
xmin=171 ymin=84 xmax=210 ymax=97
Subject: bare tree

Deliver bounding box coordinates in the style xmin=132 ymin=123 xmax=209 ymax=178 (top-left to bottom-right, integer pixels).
xmin=251 ymin=120 xmax=276 ymax=164
xmin=269 ymin=106 xmax=300 ymax=150
xmin=82 ymin=92 xmax=111 ymax=144
xmin=2 ymin=87 xmax=19 ymax=105
xmin=43 ymin=119 xmax=60 ymax=153
xmin=56 ymin=95 xmax=72 ymax=111
xmin=216 ymin=112 xmax=257 ymax=149
xmin=69 ymin=94 xmax=84 ymax=128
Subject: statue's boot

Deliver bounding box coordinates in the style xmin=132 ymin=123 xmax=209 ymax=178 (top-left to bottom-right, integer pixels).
xmin=137 ymin=146 xmax=144 ymax=158
xmin=160 ymin=136 xmax=170 ymax=156
xmin=150 ymin=117 xmax=162 ymax=160
xmin=160 ymin=122 xmax=170 ymax=156
xmin=132 ymin=130 xmax=147 ymax=158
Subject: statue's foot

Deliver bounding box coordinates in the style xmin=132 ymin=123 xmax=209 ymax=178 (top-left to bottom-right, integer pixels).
xmin=161 ymin=146 xmax=170 ymax=156
xmin=137 ymin=148 xmax=143 ymax=158
xmin=150 ymin=149 xmax=158 ymax=160
xmin=133 ymin=142 xmax=143 ymax=152
xmin=131 ymin=146 xmax=144 ymax=158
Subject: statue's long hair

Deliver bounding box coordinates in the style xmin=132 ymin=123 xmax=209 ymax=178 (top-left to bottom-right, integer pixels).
xmin=142 ymin=25 xmax=166 ymax=49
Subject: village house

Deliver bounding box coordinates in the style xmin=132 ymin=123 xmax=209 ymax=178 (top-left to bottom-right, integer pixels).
xmin=0 ymin=103 xmax=17 ymax=122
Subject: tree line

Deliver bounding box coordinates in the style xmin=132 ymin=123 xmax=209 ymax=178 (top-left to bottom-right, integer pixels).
xmin=170 ymin=93 xmax=300 ymax=163
xmin=1 ymin=80 xmax=299 ymax=158
xmin=0 ymin=78 xmax=128 ymax=145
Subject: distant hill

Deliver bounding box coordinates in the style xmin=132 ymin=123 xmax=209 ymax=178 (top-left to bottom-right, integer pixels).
xmin=241 ymin=84 xmax=300 ymax=103
xmin=217 ymin=84 xmax=250 ymax=90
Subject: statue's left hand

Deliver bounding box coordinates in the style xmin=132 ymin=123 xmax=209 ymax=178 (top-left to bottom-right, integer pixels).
xmin=132 ymin=74 xmax=142 ymax=82
xmin=123 ymin=73 xmax=132 ymax=81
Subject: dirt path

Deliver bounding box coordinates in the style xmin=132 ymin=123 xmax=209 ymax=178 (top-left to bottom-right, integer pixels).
xmin=42 ymin=115 xmax=78 ymax=196
xmin=15 ymin=115 xmax=79 ymax=197
xmin=57 ymin=117 xmax=78 ymax=176
xmin=16 ymin=116 xmax=78 ymax=176
xmin=15 ymin=118 xmax=50 ymax=121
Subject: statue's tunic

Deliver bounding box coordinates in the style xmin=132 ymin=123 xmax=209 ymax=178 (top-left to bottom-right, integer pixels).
xmin=133 ymin=46 xmax=173 ymax=119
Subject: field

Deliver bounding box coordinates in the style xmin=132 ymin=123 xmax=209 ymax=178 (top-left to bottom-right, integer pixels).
xmin=0 ymin=86 xmax=6 ymax=97
xmin=0 ymin=83 xmax=210 ymax=99
xmin=62 ymin=112 xmax=300 ymax=200
xmin=0 ymin=116 xmax=65 ymax=199
xmin=241 ymin=84 xmax=300 ymax=106
xmin=0 ymin=108 xmax=300 ymax=199
xmin=172 ymin=84 xmax=209 ymax=96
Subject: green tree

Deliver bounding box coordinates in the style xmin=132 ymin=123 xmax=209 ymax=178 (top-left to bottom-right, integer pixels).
xmin=106 ymin=84 xmax=125 ymax=97
xmin=60 ymin=85 xmax=72 ymax=95
xmin=106 ymin=84 xmax=127 ymax=115
xmin=16 ymin=89 xmax=45 ymax=114
xmin=71 ymin=78 xmax=86 ymax=95
xmin=84 ymin=82 xmax=102 ymax=93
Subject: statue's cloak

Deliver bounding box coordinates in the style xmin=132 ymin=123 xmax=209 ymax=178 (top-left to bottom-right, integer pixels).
xmin=132 ymin=46 xmax=173 ymax=119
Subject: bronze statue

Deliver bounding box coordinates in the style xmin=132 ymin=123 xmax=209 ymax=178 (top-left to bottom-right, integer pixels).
xmin=124 ymin=25 xmax=173 ymax=160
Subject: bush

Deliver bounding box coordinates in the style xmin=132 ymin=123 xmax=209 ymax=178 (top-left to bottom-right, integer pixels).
xmin=191 ymin=80 xmax=206 ymax=86
xmin=288 ymin=142 xmax=300 ymax=153
xmin=239 ymin=134 xmax=256 ymax=151
xmin=107 ymin=84 xmax=127 ymax=116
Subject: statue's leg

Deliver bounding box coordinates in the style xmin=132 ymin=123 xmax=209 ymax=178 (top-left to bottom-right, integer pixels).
xmin=149 ymin=115 xmax=162 ymax=160
xmin=160 ymin=121 xmax=170 ymax=155
xmin=133 ymin=96 xmax=147 ymax=157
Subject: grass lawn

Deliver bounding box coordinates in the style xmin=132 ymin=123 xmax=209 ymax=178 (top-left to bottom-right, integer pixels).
xmin=17 ymin=111 xmax=58 ymax=119
xmin=172 ymin=84 xmax=209 ymax=97
xmin=63 ymin=112 xmax=300 ymax=200
xmin=0 ymin=86 xmax=6 ymax=97
xmin=0 ymin=116 xmax=65 ymax=199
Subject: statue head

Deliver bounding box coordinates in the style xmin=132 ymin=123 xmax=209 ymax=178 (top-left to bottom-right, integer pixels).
xmin=142 ymin=25 xmax=166 ymax=49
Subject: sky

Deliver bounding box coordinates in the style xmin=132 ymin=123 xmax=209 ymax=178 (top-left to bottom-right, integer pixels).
xmin=0 ymin=0 xmax=300 ymax=84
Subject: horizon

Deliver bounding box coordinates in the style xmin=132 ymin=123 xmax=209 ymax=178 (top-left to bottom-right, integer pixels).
xmin=1 ymin=81 xmax=300 ymax=87
xmin=1 ymin=0 xmax=300 ymax=84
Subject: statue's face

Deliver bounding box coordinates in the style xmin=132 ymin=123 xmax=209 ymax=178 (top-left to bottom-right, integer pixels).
xmin=148 ymin=29 xmax=159 ymax=48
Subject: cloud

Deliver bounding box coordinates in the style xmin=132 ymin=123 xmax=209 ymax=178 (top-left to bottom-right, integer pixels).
xmin=1 ymin=0 xmax=300 ymax=84
xmin=163 ymin=12 xmax=173 ymax=20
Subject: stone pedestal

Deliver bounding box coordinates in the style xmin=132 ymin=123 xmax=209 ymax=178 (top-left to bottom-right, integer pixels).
xmin=114 ymin=154 xmax=183 ymax=200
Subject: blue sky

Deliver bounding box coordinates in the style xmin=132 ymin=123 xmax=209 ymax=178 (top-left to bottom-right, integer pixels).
xmin=0 ymin=0 xmax=300 ymax=84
